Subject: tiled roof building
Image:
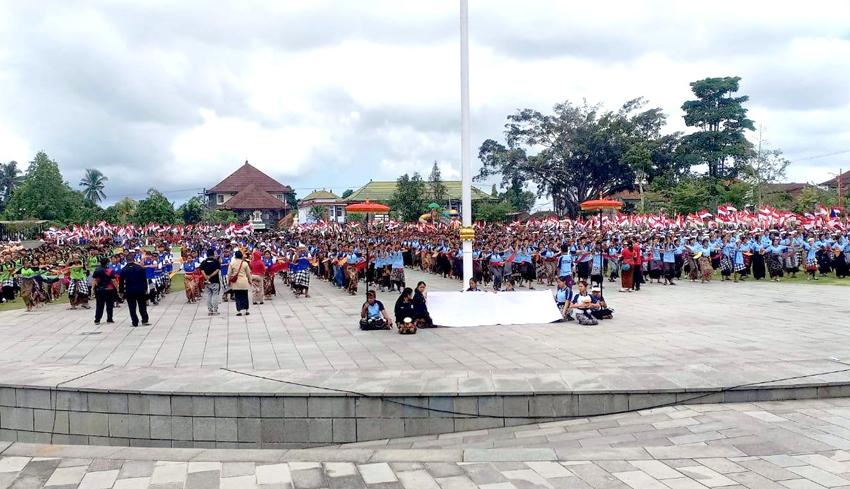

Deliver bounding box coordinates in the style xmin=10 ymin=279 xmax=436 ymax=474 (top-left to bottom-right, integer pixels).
xmin=205 ymin=161 xmax=293 ymax=229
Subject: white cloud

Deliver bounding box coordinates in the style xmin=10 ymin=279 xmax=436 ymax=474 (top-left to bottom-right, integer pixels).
xmin=0 ymin=0 xmax=848 ymax=205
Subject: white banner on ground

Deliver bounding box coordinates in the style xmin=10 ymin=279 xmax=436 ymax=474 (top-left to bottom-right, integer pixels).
xmin=427 ymin=290 xmax=563 ymax=328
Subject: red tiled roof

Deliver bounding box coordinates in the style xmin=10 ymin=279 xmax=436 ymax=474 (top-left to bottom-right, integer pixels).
xmin=821 ymin=170 xmax=850 ymax=187
xmin=221 ymin=184 xmax=288 ymax=210
xmin=762 ymin=182 xmax=811 ymax=198
xmin=208 ymin=162 xmax=292 ymax=193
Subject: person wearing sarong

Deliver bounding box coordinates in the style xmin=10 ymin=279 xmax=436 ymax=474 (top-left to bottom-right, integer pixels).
xmin=662 ymin=238 xmax=677 ymax=286
xmin=802 ymin=238 xmax=819 ymax=280
xmin=182 ymin=254 xmax=200 ymax=303
xmin=649 ymin=238 xmax=664 ymax=283
xmin=719 ymin=236 xmax=734 ymax=281
xmin=765 ymin=238 xmax=786 ymax=281
xmin=292 ymin=245 xmax=312 ymax=298
xmin=832 ymin=237 xmax=849 ymax=279
xmin=489 ymin=248 xmax=505 ymax=290
xmin=390 ymin=248 xmax=405 ymax=292
xmin=67 ymin=255 xmax=90 ymax=309
xmin=249 ymin=250 xmax=266 ymax=304
xmin=697 ymin=239 xmax=714 ymax=283
xmin=262 ymin=250 xmax=276 ymax=300
xmin=620 ymin=242 xmax=634 ymax=292
xmin=750 ymin=233 xmax=767 ymax=280
xmin=19 ymin=261 xmax=45 ymax=312
xmin=0 ymin=264 xmax=16 ymax=303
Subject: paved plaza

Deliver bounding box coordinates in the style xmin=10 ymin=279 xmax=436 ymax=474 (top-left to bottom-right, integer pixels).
xmin=0 ymin=269 xmax=848 ymax=374
xmin=5 ymin=398 xmax=850 ymax=488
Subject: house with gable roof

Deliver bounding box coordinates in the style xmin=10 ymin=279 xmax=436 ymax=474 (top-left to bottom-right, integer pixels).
xmin=205 ymin=161 xmax=293 ymax=229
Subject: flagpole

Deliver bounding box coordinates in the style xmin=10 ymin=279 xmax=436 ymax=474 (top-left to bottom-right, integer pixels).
xmin=459 ymin=0 xmax=474 ymax=287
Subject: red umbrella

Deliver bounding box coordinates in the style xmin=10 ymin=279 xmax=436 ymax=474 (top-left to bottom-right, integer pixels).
xmin=579 ymin=193 xmax=623 ymax=296
xmin=344 ymin=198 xmax=390 ymax=293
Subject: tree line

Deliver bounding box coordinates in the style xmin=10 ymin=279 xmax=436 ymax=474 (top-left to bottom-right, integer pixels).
xmin=475 ymin=76 xmax=841 ymax=218
xmin=0 ymin=152 xmax=237 ymax=227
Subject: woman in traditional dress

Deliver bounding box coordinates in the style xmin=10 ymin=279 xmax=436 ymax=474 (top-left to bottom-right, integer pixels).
xmin=698 ymin=238 xmax=714 ymax=283
xmin=765 ymin=237 xmax=786 ymax=281
xmin=0 ymin=263 xmax=16 ymax=303
xmin=292 ymin=245 xmax=312 ymax=298
xmin=67 ymin=254 xmax=90 ymax=309
xmin=18 ymin=259 xmax=44 ymax=311
xmin=649 ymin=237 xmax=664 ymax=283
xmin=182 ymin=252 xmax=200 ymax=303
xmin=413 ymin=281 xmax=432 ymax=328
xmin=750 ymin=232 xmax=767 ymax=280
xmin=262 ymin=250 xmax=276 ymax=300
xmin=719 ymin=235 xmax=734 ymax=281
xmin=390 ymin=246 xmax=406 ymax=292
xmin=249 ymin=250 xmax=266 ymax=304
xmin=620 ymin=241 xmax=634 ymax=292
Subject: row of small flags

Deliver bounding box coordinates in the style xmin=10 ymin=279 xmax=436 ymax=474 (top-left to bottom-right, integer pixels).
xmin=44 ymin=220 xmax=254 ymax=240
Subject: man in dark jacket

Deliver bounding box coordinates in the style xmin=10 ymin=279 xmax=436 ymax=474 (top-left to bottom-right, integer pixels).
xmin=119 ymin=254 xmax=150 ymax=327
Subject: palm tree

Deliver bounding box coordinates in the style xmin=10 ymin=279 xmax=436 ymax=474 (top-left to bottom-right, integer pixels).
xmin=79 ymin=169 xmax=108 ymax=204
xmin=112 ymin=197 xmax=138 ymax=224
xmin=0 ymin=161 xmax=24 ymax=201
xmin=309 ymin=204 xmax=327 ymax=221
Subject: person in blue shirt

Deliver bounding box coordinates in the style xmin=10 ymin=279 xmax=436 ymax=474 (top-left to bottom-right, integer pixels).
xmin=391 ymin=248 xmax=406 ymax=291
xmin=359 ymin=290 xmax=392 ymax=330
xmin=557 ymin=244 xmax=574 ymax=289
xmin=802 ymin=237 xmax=819 ymax=280
xmin=765 ymin=237 xmax=787 ymax=281
xmin=832 ymin=235 xmax=850 ymax=278
xmin=662 ymin=237 xmax=677 ymax=286
xmin=553 ymin=276 xmax=573 ymax=322
xmin=541 ymin=241 xmax=558 ymax=287
xmin=488 ymin=248 xmax=505 ymax=290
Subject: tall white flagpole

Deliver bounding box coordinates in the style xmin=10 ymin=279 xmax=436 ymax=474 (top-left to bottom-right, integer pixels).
xmin=460 ymin=0 xmax=474 ymax=287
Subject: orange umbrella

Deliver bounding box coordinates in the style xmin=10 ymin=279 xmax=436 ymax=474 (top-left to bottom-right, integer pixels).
xmin=345 ymin=199 xmax=390 ymax=213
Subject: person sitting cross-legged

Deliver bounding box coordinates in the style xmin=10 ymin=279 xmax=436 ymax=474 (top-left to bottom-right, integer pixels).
xmin=360 ymin=290 xmax=392 ymax=330
xmin=567 ymin=281 xmax=600 ymax=325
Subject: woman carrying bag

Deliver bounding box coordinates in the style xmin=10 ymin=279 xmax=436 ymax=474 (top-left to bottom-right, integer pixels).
xmin=226 ymin=250 xmax=252 ymax=316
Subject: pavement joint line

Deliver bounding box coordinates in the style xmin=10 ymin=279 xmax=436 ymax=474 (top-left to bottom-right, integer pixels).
xmin=55 ymin=364 xmax=114 ymax=388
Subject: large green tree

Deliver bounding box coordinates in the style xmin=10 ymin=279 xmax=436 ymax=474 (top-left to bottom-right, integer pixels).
xmin=177 ymin=196 xmax=205 ymax=224
xmin=105 ymin=197 xmax=138 ymax=225
xmin=428 ymin=161 xmax=447 ymax=203
xmin=135 ymin=188 xmax=176 ymax=224
xmin=679 ymin=76 xmax=756 ymax=180
xmin=390 ymin=172 xmax=427 ymax=222
xmin=79 ymin=168 xmax=108 ymax=204
xmin=476 ymin=98 xmax=671 ymax=218
xmin=3 ymin=152 xmax=78 ymax=221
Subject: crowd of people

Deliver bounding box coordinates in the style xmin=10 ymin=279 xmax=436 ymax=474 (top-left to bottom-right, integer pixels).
xmin=1 ymin=218 xmax=848 ymax=331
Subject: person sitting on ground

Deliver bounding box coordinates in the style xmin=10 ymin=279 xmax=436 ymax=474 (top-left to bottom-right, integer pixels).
xmin=568 ymin=281 xmax=600 ymax=325
xmin=413 ymin=281 xmax=433 ymax=328
xmin=504 ymin=279 xmax=515 ymax=291
xmin=394 ymin=287 xmax=418 ymax=334
xmin=590 ymin=286 xmax=614 ymax=320
xmin=360 ymin=290 xmax=392 ymax=330
xmin=553 ymin=276 xmax=573 ymax=322
xmin=465 ymin=278 xmax=481 ymax=291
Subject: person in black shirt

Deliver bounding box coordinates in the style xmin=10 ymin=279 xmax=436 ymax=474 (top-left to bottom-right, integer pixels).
xmin=92 ymin=258 xmax=117 ymax=324
xmin=199 ymin=248 xmax=221 ymax=316
xmin=119 ymin=254 xmax=149 ymax=327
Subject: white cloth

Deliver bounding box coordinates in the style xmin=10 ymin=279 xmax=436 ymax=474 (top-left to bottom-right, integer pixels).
xmin=427 ymin=291 xmax=563 ymax=328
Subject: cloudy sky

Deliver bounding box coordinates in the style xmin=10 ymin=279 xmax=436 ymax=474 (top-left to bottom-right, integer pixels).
xmin=1 ymin=0 xmax=849 ymax=208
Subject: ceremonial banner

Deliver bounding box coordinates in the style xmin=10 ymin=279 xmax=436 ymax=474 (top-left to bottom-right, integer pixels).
xmin=427 ymin=291 xmax=563 ymax=328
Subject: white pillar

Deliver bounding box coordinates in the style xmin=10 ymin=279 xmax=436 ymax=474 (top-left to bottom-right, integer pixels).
xmin=460 ymin=0 xmax=474 ymax=287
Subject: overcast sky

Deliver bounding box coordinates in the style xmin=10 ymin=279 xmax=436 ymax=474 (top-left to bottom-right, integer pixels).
xmin=1 ymin=0 xmax=849 ymax=209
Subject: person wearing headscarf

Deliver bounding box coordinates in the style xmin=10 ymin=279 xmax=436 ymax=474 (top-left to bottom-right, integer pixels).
xmin=249 ymin=250 xmax=266 ymax=304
